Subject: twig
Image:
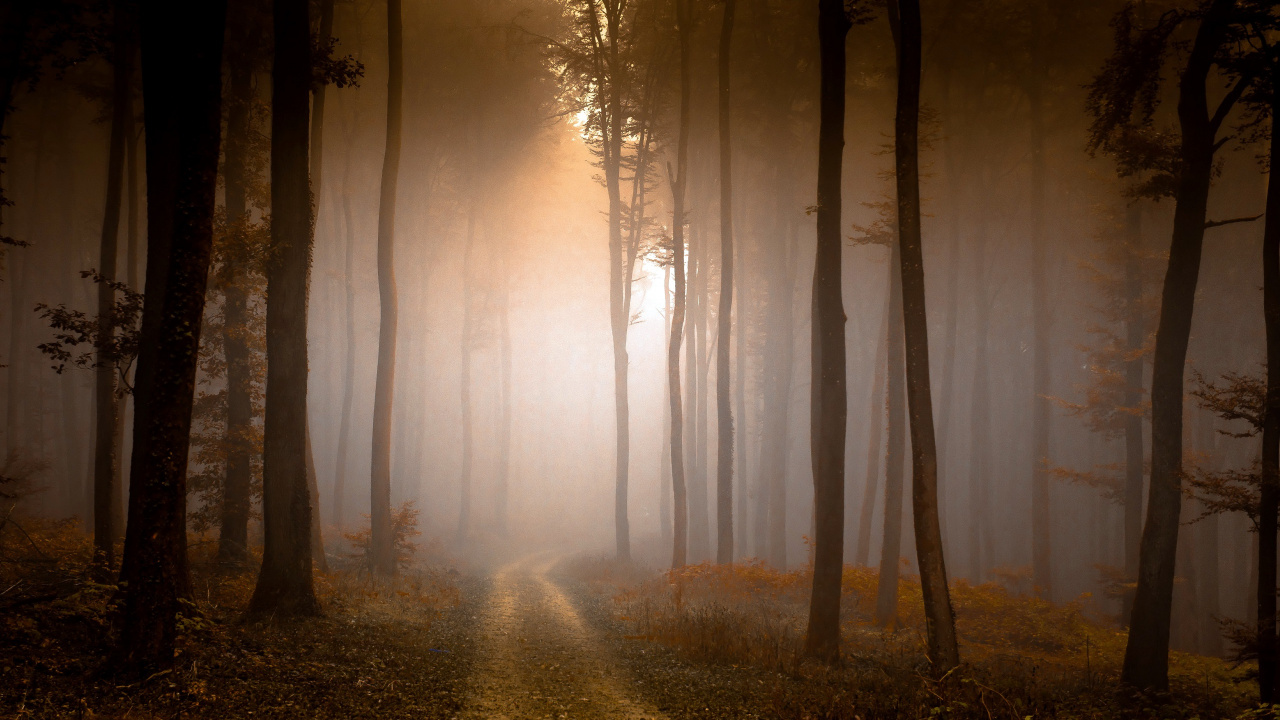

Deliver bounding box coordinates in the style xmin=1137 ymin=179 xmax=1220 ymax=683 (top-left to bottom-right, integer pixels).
xmin=1204 ymin=213 xmax=1264 ymax=230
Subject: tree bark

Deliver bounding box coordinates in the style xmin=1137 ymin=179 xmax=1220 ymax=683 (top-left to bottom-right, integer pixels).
xmin=115 ymin=0 xmax=226 ymax=673
xmin=369 ymin=0 xmax=403 ymax=575
xmin=1121 ymin=0 xmax=1235 ymax=691
xmin=875 ymin=241 xmax=906 ymax=624
xmin=332 ymin=190 xmax=356 ymax=529
xmin=892 ymin=0 xmax=959 ymax=674
xmin=715 ymin=0 xmax=737 ymax=565
xmin=802 ymin=0 xmax=851 ymax=664
xmin=1255 ymin=75 xmax=1280 ymax=704
xmin=668 ymin=0 xmax=692 ymax=569
xmin=92 ymin=3 xmax=133 ymax=571
xmin=248 ymin=0 xmax=320 ymax=615
xmin=217 ymin=2 xmax=254 ymax=566
xmin=661 ymin=263 xmax=673 ymax=545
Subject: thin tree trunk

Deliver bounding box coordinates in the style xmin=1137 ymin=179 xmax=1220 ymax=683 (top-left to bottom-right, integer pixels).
xmin=1028 ymin=4 xmax=1053 ymax=601
xmin=855 ymin=299 xmax=888 ymax=566
xmin=661 ymin=263 xmax=673 ymax=544
xmin=496 ymin=240 xmax=513 ymax=535
xmin=1122 ymin=201 xmax=1144 ymax=624
xmin=457 ymin=208 xmax=476 ymax=540
xmin=92 ymin=5 xmax=133 ymax=571
xmin=686 ymin=235 xmax=706 ymax=560
xmin=332 ymin=190 xmax=356 ymax=529
xmin=891 ymin=0 xmax=959 ymax=673
xmin=967 ymin=221 xmax=991 ymax=583
xmin=1122 ymin=0 xmax=1236 ymax=691
xmin=693 ymin=222 xmax=711 ymax=561
xmin=734 ymin=215 xmax=748 ymax=558
xmin=115 ymin=0 xmax=225 ymax=673
xmin=217 ymin=4 xmax=253 ymax=566
xmin=802 ymin=0 xmax=851 ymax=664
xmin=369 ymin=0 xmax=403 ymax=576
xmin=875 ymin=240 xmax=906 ymax=624
xmin=249 ymin=0 xmax=320 ymax=615
xmin=668 ymin=0 xmax=692 ymax=569
xmin=715 ymin=0 xmax=737 ymax=564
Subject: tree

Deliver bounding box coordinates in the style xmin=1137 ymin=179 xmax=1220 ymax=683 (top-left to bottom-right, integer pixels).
xmin=370 ymin=0 xmax=403 ymax=576
xmin=248 ymin=0 xmax=321 ymax=615
xmin=715 ymin=0 xmax=737 ymax=565
xmin=668 ymin=0 xmax=693 ymax=570
xmin=803 ymin=0 xmax=854 ymax=664
xmin=1089 ymin=0 xmax=1251 ymax=691
xmin=114 ymin=0 xmax=226 ymax=674
xmin=890 ymin=0 xmax=959 ymax=674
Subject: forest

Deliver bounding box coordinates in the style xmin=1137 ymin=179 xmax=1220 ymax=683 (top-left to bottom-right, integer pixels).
xmin=1 ymin=0 xmax=1279 ymax=717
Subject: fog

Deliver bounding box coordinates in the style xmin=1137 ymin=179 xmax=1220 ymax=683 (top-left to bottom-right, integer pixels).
xmin=2 ymin=0 xmax=1273 ymax=675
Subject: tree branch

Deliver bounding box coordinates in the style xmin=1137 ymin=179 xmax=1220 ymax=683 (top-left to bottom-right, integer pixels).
xmin=1204 ymin=213 xmax=1264 ymax=230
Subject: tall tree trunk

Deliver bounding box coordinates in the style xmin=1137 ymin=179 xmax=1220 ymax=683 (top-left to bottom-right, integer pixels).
xmin=249 ymin=0 xmax=320 ymax=615
xmin=802 ymin=0 xmax=851 ymax=664
xmin=369 ymin=0 xmax=403 ymax=576
xmin=332 ymin=190 xmax=356 ymax=529
xmin=604 ymin=2 xmax=631 ymax=563
xmin=765 ymin=221 xmax=798 ymax=568
xmin=1122 ymin=0 xmax=1235 ymax=691
xmin=693 ymin=224 xmax=711 ymax=560
xmin=115 ymin=0 xmax=226 ymax=673
xmin=892 ymin=0 xmax=959 ymax=673
xmin=92 ymin=4 xmax=133 ymax=571
xmin=855 ymin=299 xmax=888 ymax=567
xmin=686 ymin=236 xmax=708 ymax=560
xmin=875 ymin=241 xmax=906 ymax=624
xmin=456 ymin=208 xmax=476 ymax=540
xmin=668 ymin=0 xmax=692 ymax=570
xmin=1122 ymin=201 xmax=1144 ymax=624
xmin=661 ymin=263 xmax=673 ymax=544
xmin=218 ymin=2 xmax=254 ymax=566
xmin=715 ymin=0 xmax=737 ymax=564
xmin=967 ymin=219 xmax=992 ymax=582
xmin=1028 ymin=4 xmax=1053 ymax=601
xmin=1255 ymin=77 xmax=1280 ymax=704
xmin=734 ymin=216 xmax=748 ymax=558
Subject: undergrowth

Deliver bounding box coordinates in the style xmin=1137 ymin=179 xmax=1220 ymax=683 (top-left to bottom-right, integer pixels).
xmin=569 ymin=555 xmax=1261 ymax=719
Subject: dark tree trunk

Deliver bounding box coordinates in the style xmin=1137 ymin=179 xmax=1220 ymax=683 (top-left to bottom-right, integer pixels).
xmin=0 ymin=2 xmax=31 ymax=251
xmin=855 ymin=300 xmax=888 ymax=567
xmin=92 ymin=4 xmax=134 ymax=572
xmin=114 ymin=0 xmax=226 ymax=674
xmin=332 ymin=189 xmax=356 ymax=529
xmin=802 ymin=0 xmax=851 ymax=664
xmin=1255 ymin=78 xmax=1280 ymax=704
xmin=248 ymin=0 xmax=320 ymax=615
xmin=668 ymin=0 xmax=692 ymax=569
xmin=217 ymin=4 xmax=254 ymax=565
xmin=1121 ymin=0 xmax=1236 ymax=691
xmin=892 ymin=0 xmax=959 ymax=673
xmin=715 ymin=0 xmax=737 ymax=565
xmin=457 ymin=208 xmax=476 ymax=540
xmin=369 ymin=0 xmax=403 ymax=575
xmin=875 ymin=242 xmax=906 ymax=624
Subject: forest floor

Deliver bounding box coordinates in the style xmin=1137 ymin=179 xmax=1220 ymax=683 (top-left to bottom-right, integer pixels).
xmin=0 ymin=517 xmax=1267 ymax=719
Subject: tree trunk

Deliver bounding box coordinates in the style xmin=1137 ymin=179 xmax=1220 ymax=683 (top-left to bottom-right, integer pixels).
xmin=1255 ymin=78 xmax=1280 ymax=704
xmin=1121 ymin=0 xmax=1235 ymax=691
xmin=332 ymin=190 xmax=356 ymax=529
xmin=715 ymin=0 xmax=737 ymax=565
xmin=661 ymin=263 xmax=673 ymax=545
xmin=92 ymin=5 xmax=133 ymax=571
xmin=802 ymin=0 xmax=851 ymax=664
xmin=892 ymin=0 xmax=959 ymax=673
xmin=217 ymin=6 xmax=253 ymax=566
xmin=1122 ymin=201 xmax=1144 ymax=624
xmin=967 ymin=216 xmax=992 ymax=582
xmin=734 ymin=217 xmax=749 ymax=559
xmin=369 ymin=0 xmax=403 ymax=576
xmin=115 ymin=0 xmax=225 ymax=673
xmin=248 ymin=0 xmax=320 ymax=615
xmin=668 ymin=0 xmax=692 ymax=570
xmin=686 ymin=235 xmax=708 ymax=560
xmin=496 ymin=240 xmax=513 ymax=536
xmin=693 ymin=224 xmax=711 ymax=561
xmin=875 ymin=240 xmax=906 ymax=624
xmin=855 ymin=299 xmax=888 ymax=567
xmin=1028 ymin=3 xmax=1053 ymax=601
xmin=457 ymin=208 xmax=476 ymax=540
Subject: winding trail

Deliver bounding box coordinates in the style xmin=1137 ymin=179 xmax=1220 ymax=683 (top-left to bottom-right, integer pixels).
xmin=458 ymin=553 xmax=666 ymax=720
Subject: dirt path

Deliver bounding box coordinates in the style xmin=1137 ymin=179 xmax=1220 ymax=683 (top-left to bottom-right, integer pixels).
xmin=458 ymin=553 xmax=666 ymax=720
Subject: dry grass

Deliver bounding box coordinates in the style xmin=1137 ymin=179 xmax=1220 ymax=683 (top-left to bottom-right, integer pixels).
xmin=571 ymin=556 xmax=1261 ymax=719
